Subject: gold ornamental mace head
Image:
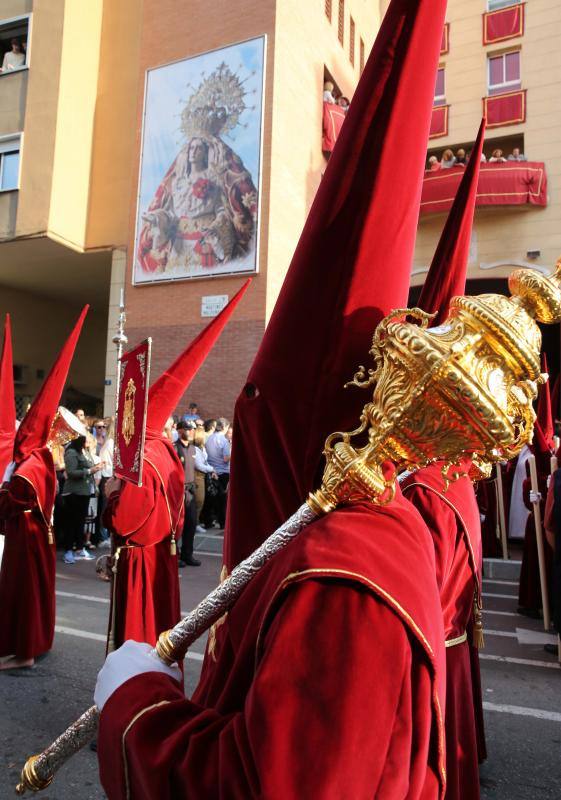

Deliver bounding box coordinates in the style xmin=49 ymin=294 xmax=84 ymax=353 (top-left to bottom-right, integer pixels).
xmin=308 ymin=262 xmax=561 ymax=515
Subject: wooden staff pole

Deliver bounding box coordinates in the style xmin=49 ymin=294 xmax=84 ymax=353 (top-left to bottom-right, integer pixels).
xmin=495 ymin=463 xmax=509 ymax=560
xmin=528 ymin=454 xmax=551 ymax=631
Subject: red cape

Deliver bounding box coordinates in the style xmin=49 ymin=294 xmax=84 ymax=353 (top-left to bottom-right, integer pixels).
xmin=0 ymin=447 xmax=57 ymax=659
xmin=98 ymin=487 xmax=447 ymax=799
xmin=402 ymin=463 xmax=485 ymax=799
xmin=103 ymin=437 xmax=184 ymax=649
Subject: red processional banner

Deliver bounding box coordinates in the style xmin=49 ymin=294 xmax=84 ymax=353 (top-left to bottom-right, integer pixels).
xmin=322 ymin=102 xmax=346 ymax=154
xmin=420 ymin=162 xmax=547 ymax=216
xmin=113 ymin=338 xmax=152 ymax=486
xmin=441 ymin=23 xmax=450 ymax=55
xmin=483 ymin=89 xmax=526 ymax=128
xmin=429 ymin=105 xmax=449 ymax=139
xmin=483 ymin=4 xmax=525 ymax=46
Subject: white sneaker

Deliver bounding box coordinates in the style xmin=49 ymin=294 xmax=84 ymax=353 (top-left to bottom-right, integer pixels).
xmin=195 ymin=525 xmax=206 ymax=534
xmin=63 ymin=551 xmax=75 ymax=564
xmin=75 ymin=548 xmax=94 ymax=561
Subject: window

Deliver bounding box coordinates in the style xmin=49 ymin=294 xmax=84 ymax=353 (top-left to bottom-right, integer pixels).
xmin=434 ymin=67 xmax=446 ymax=106
xmin=349 ymin=17 xmax=355 ymax=66
xmin=0 ymin=14 xmax=30 ymax=75
xmin=360 ymin=38 xmax=365 ymax=73
xmin=325 ymin=0 xmax=332 ymax=22
xmin=338 ymin=0 xmax=344 ymax=45
xmin=488 ymin=50 xmax=520 ymax=95
xmin=488 ymin=0 xmax=520 ymax=10
xmin=0 ymin=134 xmax=21 ymax=191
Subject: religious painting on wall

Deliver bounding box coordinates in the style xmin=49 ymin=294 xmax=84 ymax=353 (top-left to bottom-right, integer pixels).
xmin=133 ymin=36 xmax=266 ymax=285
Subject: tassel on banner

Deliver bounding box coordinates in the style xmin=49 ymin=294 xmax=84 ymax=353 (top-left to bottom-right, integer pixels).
xmin=473 ymin=593 xmax=485 ymax=649
xmin=48 ymin=527 xmax=54 ymax=545
xmin=170 ymin=535 xmax=177 ymax=556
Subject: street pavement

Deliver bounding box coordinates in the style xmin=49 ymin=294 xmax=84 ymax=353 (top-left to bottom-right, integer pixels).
xmin=0 ymin=540 xmax=560 ymax=798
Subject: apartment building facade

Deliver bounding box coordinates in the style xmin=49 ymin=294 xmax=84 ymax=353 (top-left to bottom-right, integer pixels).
xmin=412 ymin=0 xmax=561 ymax=372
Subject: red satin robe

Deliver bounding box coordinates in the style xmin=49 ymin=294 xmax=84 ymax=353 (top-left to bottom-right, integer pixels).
xmin=103 ymin=437 xmax=184 ymax=650
xmin=98 ymin=487 xmax=447 ymax=800
xmin=402 ymin=464 xmax=485 ymax=800
xmin=0 ymin=448 xmax=57 ymax=660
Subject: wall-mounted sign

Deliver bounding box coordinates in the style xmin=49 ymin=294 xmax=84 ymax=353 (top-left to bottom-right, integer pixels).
xmin=134 ymin=36 xmax=266 ymax=286
xmin=201 ymin=295 xmax=229 ymax=318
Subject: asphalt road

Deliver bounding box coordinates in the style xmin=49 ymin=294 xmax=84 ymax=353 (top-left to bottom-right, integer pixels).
xmin=1 ymin=542 xmax=560 ymax=799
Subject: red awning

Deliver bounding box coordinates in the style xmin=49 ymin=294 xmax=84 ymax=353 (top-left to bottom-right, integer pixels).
xmin=322 ymin=102 xmax=346 ymax=154
xmin=420 ymin=161 xmax=547 ymax=216
xmin=483 ymin=3 xmax=525 ymax=45
xmin=430 ymin=105 xmax=449 ymax=139
xmin=441 ymin=23 xmax=450 ymax=55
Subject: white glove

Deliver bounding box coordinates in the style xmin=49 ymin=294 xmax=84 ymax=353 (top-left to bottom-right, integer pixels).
xmin=94 ymin=640 xmax=182 ymax=711
xmin=529 ymin=490 xmax=542 ymax=504
xmin=2 ymin=461 xmax=15 ymax=483
xmin=479 ymin=513 xmax=486 ymax=523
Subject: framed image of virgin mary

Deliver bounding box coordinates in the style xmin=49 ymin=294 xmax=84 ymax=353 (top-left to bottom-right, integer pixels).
xmin=133 ymin=36 xmax=266 ymax=285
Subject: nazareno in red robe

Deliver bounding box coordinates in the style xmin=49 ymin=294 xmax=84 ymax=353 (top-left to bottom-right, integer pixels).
xmin=0 ymin=447 xmax=57 ymax=660
xmin=518 ymin=469 xmax=553 ymax=613
xmin=402 ymin=463 xmax=485 ymax=800
xmin=98 ymin=483 xmax=447 ymax=800
xmin=103 ymin=437 xmax=184 ymax=651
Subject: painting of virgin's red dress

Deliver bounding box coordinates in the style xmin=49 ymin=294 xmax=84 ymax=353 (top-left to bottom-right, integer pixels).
xmin=134 ymin=39 xmax=265 ymax=284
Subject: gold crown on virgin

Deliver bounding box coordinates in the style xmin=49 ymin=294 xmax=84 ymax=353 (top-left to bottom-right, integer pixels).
xmin=181 ymin=62 xmax=253 ymax=139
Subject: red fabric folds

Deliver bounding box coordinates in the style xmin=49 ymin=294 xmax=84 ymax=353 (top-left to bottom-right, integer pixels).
xmin=99 ymin=490 xmax=446 ymax=799
xmin=225 ymin=0 xmax=447 ymax=570
xmin=103 ymin=437 xmax=185 ymax=650
xmin=13 ymin=306 xmax=89 ymax=463
xmin=0 ymin=447 xmax=57 ymax=659
xmin=322 ymin=102 xmax=346 ymax=153
xmin=421 ymin=160 xmax=546 ymax=215
xmin=483 ymin=4 xmax=525 ymax=45
xmin=0 ymin=315 xmax=15 ymax=479
xmin=430 ymin=105 xmax=449 ymax=139
xmin=484 ymin=89 xmax=526 ymax=128
xmin=419 ymin=120 xmax=485 ymax=325
xmin=146 ymin=280 xmax=250 ymax=436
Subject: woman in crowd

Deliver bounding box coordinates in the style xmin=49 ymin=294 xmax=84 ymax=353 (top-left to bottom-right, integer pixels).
xmin=489 ymin=148 xmax=507 ymax=163
xmin=97 ymin=418 xmax=115 ymax=546
xmin=194 ymin=429 xmax=217 ymax=534
xmin=440 ymin=148 xmax=456 ymax=168
xmin=62 ymin=435 xmax=104 ymax=564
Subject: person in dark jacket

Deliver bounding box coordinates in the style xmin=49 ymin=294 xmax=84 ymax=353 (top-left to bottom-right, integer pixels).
xmin=62 ymin=436 xmax=104 ymax=564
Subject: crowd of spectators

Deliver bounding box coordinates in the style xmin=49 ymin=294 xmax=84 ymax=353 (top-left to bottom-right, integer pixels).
xmin=49 ymin=402 xmax=231 ymax=570
xmin=427 ymin=145 xmax=528 ymax=171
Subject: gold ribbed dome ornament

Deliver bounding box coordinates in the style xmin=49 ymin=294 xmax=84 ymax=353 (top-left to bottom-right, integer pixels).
xmin=308 ymin=261 xmax=561 ymax=515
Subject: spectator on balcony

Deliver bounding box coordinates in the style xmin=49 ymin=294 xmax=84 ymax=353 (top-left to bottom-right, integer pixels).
xmin=337 ymin=96 xmax=350 ymax=114
xmin=323 ymin=81 xmax=336 ymax=104
xmin=455 ymin=148 xmax=467 ymax=166
xmin=427 ymin=155 xmax=440 ymax=171
xmin=440 ymin=149 xmax=456 ymax=169
xmin=1 ymin=38 xmax=25 ymax=72
xmin=508 ymin=147 xmax=528 ymax=162
xmin=489 ymin=149 xmax=507 ymax=163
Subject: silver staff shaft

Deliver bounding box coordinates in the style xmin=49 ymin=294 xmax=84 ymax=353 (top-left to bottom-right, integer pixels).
xmin=16 ymin=501 xmax=318 ymax=794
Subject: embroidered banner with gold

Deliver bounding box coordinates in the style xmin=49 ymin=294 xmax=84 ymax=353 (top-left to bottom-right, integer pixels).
xmin=114 ymin=338 xmax=151 ymax=486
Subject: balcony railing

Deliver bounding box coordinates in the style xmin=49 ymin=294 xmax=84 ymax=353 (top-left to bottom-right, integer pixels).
xmin=420 ymin=161 xmax=547 ymax=216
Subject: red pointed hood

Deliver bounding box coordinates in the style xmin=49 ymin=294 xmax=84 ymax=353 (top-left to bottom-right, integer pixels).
xmin=13 ymin=306 xmax=89 ymax=463
xmin=532 ymin=421 xmax=553 ymax=475
xmin=418 ymin=119 xmax=486 ymax=324
xmin=550 ymin=373 xmax=559 ymax=426
xmin=225 ymin=0 xmax=447 ymax=569
xmin=537 ymin=353 xmax=555 ymax=449
xmin=0 ymin=315 xmax=16 ymax=477
xmin=146 ymin=280 xmax=250 ymax=436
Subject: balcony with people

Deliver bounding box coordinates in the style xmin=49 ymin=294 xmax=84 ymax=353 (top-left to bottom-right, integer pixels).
xmin=420 ymin=134 xmax=547 ymax=217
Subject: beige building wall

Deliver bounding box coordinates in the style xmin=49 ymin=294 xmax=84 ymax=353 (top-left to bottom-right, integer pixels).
xmin=413 ymin=0 xmax=561 ymax=287
xmin=266 ymin=0 xmax=379 ymax=317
